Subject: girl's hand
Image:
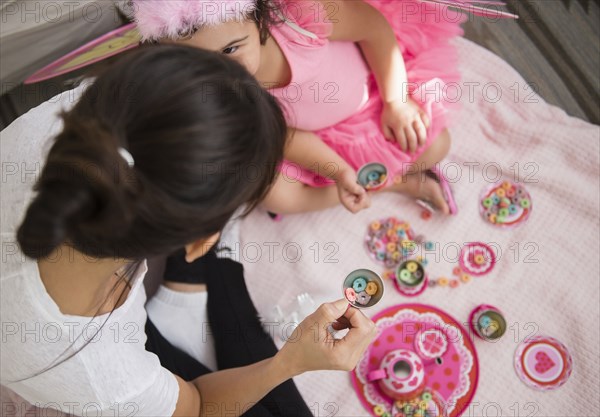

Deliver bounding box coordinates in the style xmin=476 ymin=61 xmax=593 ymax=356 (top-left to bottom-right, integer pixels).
xmin=277 ymin=299 xmax=377 ymax=375
xmin=335 ymin=169 xmax=370 ymax=213
xmin=381 ymin=98 xmax=430 ymax=153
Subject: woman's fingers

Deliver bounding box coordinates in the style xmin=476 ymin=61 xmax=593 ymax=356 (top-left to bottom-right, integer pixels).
xmin=333 ymin=307 xmax=377 ymax=369
xmin=313 ymin=299 xmax=349 ymax=326
xmin=282 ymin=300 xmax=376 ymax=373
xmin=341 ymin=306 xmax=377 ymax=342
xmin=331 ymin=316 xmax=351 ymax=331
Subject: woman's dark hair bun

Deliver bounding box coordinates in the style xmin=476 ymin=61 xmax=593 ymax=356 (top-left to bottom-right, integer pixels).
xmin=17 ymin=115 xmax=138 ymax=259
xmin=18 ymin=44 xmax=286 ymax=261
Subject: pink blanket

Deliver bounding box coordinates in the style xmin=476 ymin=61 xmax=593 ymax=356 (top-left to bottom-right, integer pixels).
xmin=239 ymin=38 xmax=600 ymax=416
xmin=2 ymin=38 xmax=598 ymax=416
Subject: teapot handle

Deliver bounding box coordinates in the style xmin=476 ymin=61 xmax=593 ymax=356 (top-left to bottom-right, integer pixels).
xmin=366 ymin=369 xmax=387 ymax=382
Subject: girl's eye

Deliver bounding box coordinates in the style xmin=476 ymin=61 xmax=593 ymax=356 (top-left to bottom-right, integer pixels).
xmin=222 ymin=46 xmax=239 ymax=55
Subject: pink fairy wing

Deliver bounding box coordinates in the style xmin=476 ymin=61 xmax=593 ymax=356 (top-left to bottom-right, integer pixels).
xmin=24 ymin=24 xmax=141 ymax=84
xmin=419 ymin=0 xmax=519 ymax=19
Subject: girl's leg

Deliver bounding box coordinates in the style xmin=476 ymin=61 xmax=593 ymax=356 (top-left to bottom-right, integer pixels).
xmin=384 ymin=129 xmax=452 ymax=213
xmin=263 ymin=130 xmax=451 ymax=214
xmin=413 ymin=128 xmax=451 ymax=172
xmin=262 ymin=173 xmax=340 ymax=214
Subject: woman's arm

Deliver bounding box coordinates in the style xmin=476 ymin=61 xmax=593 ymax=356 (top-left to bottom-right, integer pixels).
xmin=321 ymin=0 xmax=429 ymax=152
xmin=171 ymin=300 xmax=376 ymax=416
xmin=171 ymin=356 xmax=289 ymax=416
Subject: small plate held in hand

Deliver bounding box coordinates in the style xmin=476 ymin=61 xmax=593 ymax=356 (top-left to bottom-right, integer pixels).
xmin=343 ymin=269 xmax=384 ymax=308
xmin=357 ymin=163 xmax=388 ymax=191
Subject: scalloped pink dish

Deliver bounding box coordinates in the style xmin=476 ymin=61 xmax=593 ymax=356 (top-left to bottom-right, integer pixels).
xmin=351 ymin=304 xmax=479 ymax=417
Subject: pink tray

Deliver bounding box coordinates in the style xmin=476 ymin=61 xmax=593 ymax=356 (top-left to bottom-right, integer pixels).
xmin=351 ymin=303 xmax=479 ymax=417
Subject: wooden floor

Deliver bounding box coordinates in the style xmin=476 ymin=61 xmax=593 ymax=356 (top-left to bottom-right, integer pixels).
xmin=463 ymin=0 xmax=599 ymax=123
xmin=1 ymin=0 xmax=598 ymax=129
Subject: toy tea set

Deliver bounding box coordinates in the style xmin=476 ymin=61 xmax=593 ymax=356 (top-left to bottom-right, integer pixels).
xmin=343 ymin=167 xmax=571 ymax=416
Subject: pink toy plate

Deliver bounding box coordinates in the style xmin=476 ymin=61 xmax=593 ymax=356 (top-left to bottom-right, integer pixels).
xmin=479 ymin=180 xmax=532 ymax=228
xmin=459 ymin=242 xmax=496 ymax=276
xmin=351 ymin=304 xmax=479 ymax=417
xmin=25 ymin=23 xmax=141 ymax=84
xmin=514 ymin=335 xmax=573 ymax=391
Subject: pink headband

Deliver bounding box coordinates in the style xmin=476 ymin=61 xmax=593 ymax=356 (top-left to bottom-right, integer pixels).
xmin=130 ymin=0 xmax=258 ymax=41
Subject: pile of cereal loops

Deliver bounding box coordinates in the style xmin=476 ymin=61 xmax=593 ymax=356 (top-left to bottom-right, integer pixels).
xmin=365 ymin=217 xmax=420 ymax=268
xmin=481 ymin=181 xmax=531 ymax=225
xmin=345 ymin=276 xmax=379 ymax=306
xmin=428 ymin=264 xmax=471 ymax=289
xmin=365 ymin=171 xmax=387 ymax=190
xmin=373 ymin=391 xmax=437 ymax=417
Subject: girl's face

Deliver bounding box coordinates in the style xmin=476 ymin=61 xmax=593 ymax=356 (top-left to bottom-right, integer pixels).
xmin=175 ymin=20 xmax=262 ymax=75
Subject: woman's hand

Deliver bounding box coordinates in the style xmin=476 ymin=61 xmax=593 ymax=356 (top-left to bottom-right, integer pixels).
xmin=277 ymin=299 xmax=377 ymax=376
xmin=334 ymin=168 xmax=371 ymax=213
xmin=381 ymin=98 xmax=430 ymax=153
xmin=180 ymin=299 xmax=376 ymax=417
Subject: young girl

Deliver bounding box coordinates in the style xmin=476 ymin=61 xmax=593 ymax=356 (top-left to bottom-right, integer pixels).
xmin=131 ymin=0 xmax=463 ymax=215
xmin=0 ymin=45 xmax=375 ymax=416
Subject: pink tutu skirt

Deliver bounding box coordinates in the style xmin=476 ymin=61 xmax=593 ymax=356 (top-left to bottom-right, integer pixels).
xmin=280 ymin=0 xmax=465 ymax=187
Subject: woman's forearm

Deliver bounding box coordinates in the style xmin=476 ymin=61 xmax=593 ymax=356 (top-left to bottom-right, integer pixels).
xmin=172 ymin=300 xmax=377 ymax=416
xmin=192 ymin=355 xmax=294 ymax=416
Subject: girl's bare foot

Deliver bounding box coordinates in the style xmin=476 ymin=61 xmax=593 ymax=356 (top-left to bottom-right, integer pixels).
xmin=385 ymin=172 xmax=450 ymax=214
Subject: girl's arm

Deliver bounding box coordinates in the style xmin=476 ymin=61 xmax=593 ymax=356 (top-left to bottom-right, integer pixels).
xmin=323 ymin=1 xmax=407 ymax=105
xmin=286 ymin=129 xmax=370 ymax=213
xmin=171 ymin=300 xmax=377 ymax=416
xmin=286 ymin=128 xmax=352 ymax=181
xmin=320 ymin=0 xmax=429 ymax=152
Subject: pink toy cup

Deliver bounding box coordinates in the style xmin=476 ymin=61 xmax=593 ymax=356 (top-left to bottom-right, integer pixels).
xmin=357 ymin=162 xmax=388 ymax=191
xmin=366 ymin=349 xmax=425 ymax=401
xmin=469 ymin=304 xmax=507 ymax=341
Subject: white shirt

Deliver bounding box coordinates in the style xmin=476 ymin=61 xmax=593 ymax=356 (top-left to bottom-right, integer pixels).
xmin=0 ymin=84 xmax=179 ymax=416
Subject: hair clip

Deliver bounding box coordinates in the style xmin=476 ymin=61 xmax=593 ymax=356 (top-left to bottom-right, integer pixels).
xmin=118 ymin=147 xmax=135 ymax=167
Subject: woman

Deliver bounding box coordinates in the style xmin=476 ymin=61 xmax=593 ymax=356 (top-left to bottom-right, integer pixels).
xmin=0 ymin=45 xmax=375 ymax=416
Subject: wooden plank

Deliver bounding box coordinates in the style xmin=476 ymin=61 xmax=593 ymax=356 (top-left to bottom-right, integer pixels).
xmin=505 ymin=0 xmax=599 ymax=123
xmin=521 ymin=0 xmax=599 ymax=95
xmin=463 ymin=14 xmax=589 ymax=121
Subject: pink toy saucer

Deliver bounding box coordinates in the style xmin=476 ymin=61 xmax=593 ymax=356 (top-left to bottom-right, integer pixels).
xmin=459 ymin=242 xmax=496 ymax=276
xmin=351 ymin=304 xmax=479 ymax=417
xmin=514 ymin=335 xmax=573 ymax=391
xmin=479 ymin=180 xmax=532 ymax=228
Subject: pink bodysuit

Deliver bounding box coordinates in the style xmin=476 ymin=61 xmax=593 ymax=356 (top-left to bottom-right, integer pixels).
xmin=269 ymin=0 xmax=464 ymax=186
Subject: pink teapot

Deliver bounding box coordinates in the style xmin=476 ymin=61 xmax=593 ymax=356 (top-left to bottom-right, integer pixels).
xmin=366 ymin=349 xmax=426 ymax=400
